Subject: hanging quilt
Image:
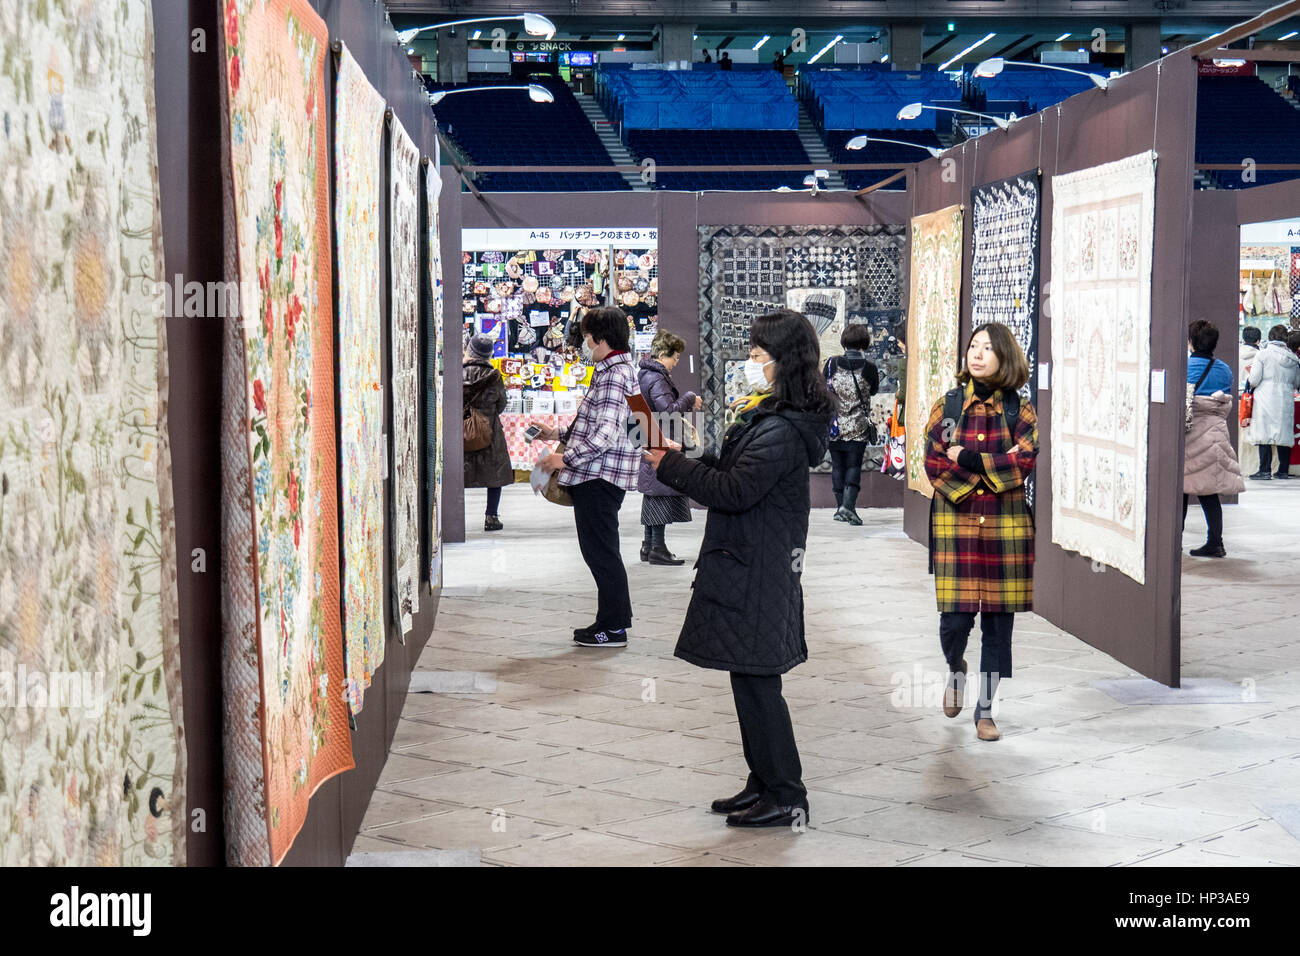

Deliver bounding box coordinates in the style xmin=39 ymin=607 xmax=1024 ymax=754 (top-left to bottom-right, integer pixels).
xmin=971 ymin=171 xmax=1041 ymax=506
xmin=970 ymin=171 xmax=1041 ymax=398
xmin=334 ymin=45 xmax=385 ymax=714
xmin=904 ymin=205 xmax=964 ymax=498
xmin=390 ymin=116 xmax=421 ymax=637
xmin=425 ymin=143 xmax=445 ymax=589
xmin=697 ymin=224 xmax=907 ymax=456
xmin=219 ymin=0 xmax=354 ymax=866
xmin=1049 ymin=151 xmax=1155 ymax=585
xmin=0 ymin=0 xmax=185 ymax=867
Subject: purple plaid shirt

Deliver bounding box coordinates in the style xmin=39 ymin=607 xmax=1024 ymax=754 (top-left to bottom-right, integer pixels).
xmin=558 ymin=351 xmax=641 ymax=490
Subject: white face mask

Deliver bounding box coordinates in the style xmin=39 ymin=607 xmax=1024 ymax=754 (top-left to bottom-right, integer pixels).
xmin=581 ymin=338 xmax=595 ymax=362
xmin=743 ymin=357 xmax=773 ymax=388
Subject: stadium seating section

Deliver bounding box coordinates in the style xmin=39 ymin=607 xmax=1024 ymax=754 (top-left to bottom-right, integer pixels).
xmin=1195 ymin=75 xmax=1300 ymax=189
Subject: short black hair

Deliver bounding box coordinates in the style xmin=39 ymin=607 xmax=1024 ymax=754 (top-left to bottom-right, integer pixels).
xmin=1188 ymin=319 xmax=1219 ymax=355
xmin=1243 ymin=326 xmax=1262 ymax=346
xmin=1269 ymin=323 xmax=1289 ymax=342
xmin=581 ymin=306 xmax=631 ymax=352
xmin=841 ymin=324 xmax=872 ymax=351
xmin=1288 ymin=330 xmax=1300 ymax=354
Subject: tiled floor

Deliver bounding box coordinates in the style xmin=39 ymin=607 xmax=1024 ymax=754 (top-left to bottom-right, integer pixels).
xmin=355 ymin=482 xmax=1300 ymax=866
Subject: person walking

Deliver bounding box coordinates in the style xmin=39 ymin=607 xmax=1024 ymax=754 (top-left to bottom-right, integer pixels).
xmin=925 ymin=323 xmax=1037 ymax=742
xmin=533 ymin=307 xmax=641 ymax=648
xmin=637 ymin=331 xmax=702 ymax=566
xmin=644 ymin=309 xmax=831 ymax=828
xmin=1239 ymin=326 xmax=1263 ymax=477
xmin=1184 ymin=320 xmax=1245 ymax=558
xmin=462 ymin=334 xmax=512 ymax=531
xmin=1245 ymin=324 xmax=1300 ymax=480
xmin=719 ymin=51 xmax=733 ymax=71
xmin=824 ymin=325 xmax=880 ymax=525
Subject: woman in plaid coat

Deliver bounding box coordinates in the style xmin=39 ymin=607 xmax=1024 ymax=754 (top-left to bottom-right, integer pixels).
xmin=924 ymin=322 xmax=1037 ymax=742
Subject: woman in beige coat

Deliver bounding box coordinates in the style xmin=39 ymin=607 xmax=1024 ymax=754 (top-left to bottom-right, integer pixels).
xmin=1184 ymin=320 xmax=1246 ymax=558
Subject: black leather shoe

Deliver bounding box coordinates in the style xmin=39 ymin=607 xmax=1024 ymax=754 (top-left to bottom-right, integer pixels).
xmin=484 ymin=515 xmax=503 ymax=531
xmin=1190 ymin=542 xmax=1227 ymax=558
xmin=1249 ymin=471 xmax=1272 ymax=481
xmin=640 ymin=543 xmax=651 ymax=562
xmin=646 ymin=545 xmax=685 ymax=566
xmin=1275 ymin=472 xmax=1292 ymax=480
xmin=726 ymin=797 xmax=810 ymax=828
xmin=710 ymin=789 xmax=762 ymax=814
xmin=843 ymin=508 xmax=863 ymax=526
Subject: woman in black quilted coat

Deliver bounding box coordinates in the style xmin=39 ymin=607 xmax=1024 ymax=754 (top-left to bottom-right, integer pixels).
xmin=646 ymin=309 xmax=831 ymax=830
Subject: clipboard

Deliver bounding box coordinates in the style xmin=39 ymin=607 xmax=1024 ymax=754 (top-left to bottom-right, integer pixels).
xmin=626 ymin=391 xmax=669 ymax=451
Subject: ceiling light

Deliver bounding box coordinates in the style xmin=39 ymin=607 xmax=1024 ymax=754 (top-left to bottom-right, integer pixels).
xmin=521 ymin=13 xmax=555 ymax=39
xmin=1055 ymin=33 xmax=1071 ymax=42
xmin=881 ymin=54 xmax=889 ymax=63
xmin=754 ymin=35 xmax=771 ymax=52
xmin=939 ymin=32 xmax=995 ymax=72
xmin=472 ymin=29 xmax=481 ymax=39
xmin=617 ymin=34 xmax=625 ymax=41
xmin=808 ymin=34 xmax=845 ymax=65
xmin=1281 ymin=31 xmax=1298 ymax=40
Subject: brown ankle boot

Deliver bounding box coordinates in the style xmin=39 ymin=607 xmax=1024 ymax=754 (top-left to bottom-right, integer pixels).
xmin=943 ymin=659 xmax=967 ymax=718
xmin=976 ymin=718 xmax=1000 ymax=741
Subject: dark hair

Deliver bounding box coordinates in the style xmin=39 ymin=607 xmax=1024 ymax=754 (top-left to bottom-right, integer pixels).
xmin=650 ymin=330 xmax=685 ymax=358
xmin=749 ymin=309 xmax=834 ymax=416
xmin=958 ymin=322 xmax=1030 ymax=391
xmin=841 ymin=324 xmax=871 ymax=351
xmin=581 ymin=306 xmax=631 ymax=352
xmin=1243 ymin=326 xmax=1262 ymax=346
xmin=1188 ymin=319 xmax=1219 ymax=355
xmin=1288 ymin=330 xmax=1300 ymax=354
xmin=1269 ymin=323 xmax=1289 ymax=343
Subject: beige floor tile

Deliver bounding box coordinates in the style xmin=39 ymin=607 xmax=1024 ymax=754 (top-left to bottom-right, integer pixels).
xmin=388 ymin=767 xmax=565 ymax=810
xmin=822 ymin=802 xmax=1024 ymax=849
xmin=370 ymin=807 xmax=569 ymax=850
xmin=720 ymin=829 xmax=931 ymax=867
xmin=956 ymin=823 xmax=1171 ymax=867
xmin=359 ymin=790 xmax=461 ymax=829
xmin=501 ymin=787 xmax=680 ymax=827
xmin=483 ymin=829 xmax=691 ymax=866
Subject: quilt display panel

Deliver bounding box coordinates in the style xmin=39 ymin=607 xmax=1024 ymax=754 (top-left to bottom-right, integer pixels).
xmin=698 ymin=224 xmax=906 ymax=457
xmin=219 ymin=0 xmax=354 ymax=866
xmin=1049 ymin=151 xmax=1156 ymax=585
xmin=425 ymin=146 xmax=445 ymax=588
xmin=334 ymin=45 xmax=385 ymax=713
xmin=0 ymin=0 xmax=185 ymax=866
xmin=390 ymin=117 xmax=421 ymax=638
xmin=904 ymin=205 xmax=964 ymax=498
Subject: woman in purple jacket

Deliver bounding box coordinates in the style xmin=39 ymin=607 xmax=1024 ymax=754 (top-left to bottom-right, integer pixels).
xmin=637 ymin=331 xmax=702 ymax=565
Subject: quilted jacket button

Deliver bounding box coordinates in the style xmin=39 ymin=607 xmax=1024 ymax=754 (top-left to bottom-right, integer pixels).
xmin=977 ymin=433 xmax=986 ymax=442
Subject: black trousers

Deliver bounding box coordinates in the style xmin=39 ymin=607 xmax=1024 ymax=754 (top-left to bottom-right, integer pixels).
xmin=730 ymin=673 xmax=806 ymax=806
xmin=829 ymin=439 xmax=867 ymax=507
xmin=939 ymin=611 xmax=1014 ymax=721
xmin=1182 ymin=493 xmax=1223 ymax=546
xmin=569 ymin=479 xmax=632 ymax=631
xmin=1258 ymin=444 xmax=1293 ymax=474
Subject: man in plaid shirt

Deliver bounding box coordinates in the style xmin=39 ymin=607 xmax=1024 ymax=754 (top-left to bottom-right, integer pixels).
xmin=535 ymin=308 xmax=641 ymax=648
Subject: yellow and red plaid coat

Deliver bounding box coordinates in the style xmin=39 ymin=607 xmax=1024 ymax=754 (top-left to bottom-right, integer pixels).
xmin=924 ymin=384 xmax=1038 ymax=613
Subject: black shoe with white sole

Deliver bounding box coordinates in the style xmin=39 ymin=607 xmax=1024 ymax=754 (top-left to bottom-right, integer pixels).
xmin=574 ymin=628 xmax=627 ymax=648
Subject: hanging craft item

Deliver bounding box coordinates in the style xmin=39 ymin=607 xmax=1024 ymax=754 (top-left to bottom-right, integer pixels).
xmin=904 ymin=205 xmax=964 ymax=498
xmin=1049 ymin=151 xmax=1155 ymax=585
xmin=334 ymin=43 xmax=387 ymax=717
xmin=522 ymin=275 xmax=539 ymax=294
xmin=0 ymin=0 xmax=185 ymax=867
xmin=218 ymin=0 xmax=354 ymax=866
xmin=515 ymin=318 xmax=538 ymax=347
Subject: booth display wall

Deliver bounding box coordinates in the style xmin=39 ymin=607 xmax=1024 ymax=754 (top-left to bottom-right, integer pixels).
xmin=152 ymin=0 xmax=446 ymax=866
xmin=902 ymin=54 xmax=1199 ymax=686
xmin=444 ymin=189 xmax=910 ymax=535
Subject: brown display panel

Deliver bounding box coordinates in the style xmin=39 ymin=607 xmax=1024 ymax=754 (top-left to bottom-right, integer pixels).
xmin=152 ymin=0 xmax=446 ymax=865
xmin=902 ymin=55 xmax=1200 ymax=686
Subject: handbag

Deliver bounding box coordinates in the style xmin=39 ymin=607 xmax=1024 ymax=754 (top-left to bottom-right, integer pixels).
xmin=1185 ymin=359 xmax=1214 ymax=432
xmin=540 ymin=442 xmax=573 ymax=507
xmin=463 ymin=404 xmax=492 ymax=452
xmin=1239 ymin=385 xmax=1254 ymax=427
